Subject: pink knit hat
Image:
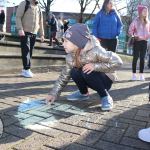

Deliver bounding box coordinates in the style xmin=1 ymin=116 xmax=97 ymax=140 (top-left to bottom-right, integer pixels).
xmin=138 ymin=5 xmax=148 ymax=16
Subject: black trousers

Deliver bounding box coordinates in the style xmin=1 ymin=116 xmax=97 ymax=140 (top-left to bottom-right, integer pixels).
xmin=20 ymin=32 xmax=36 ymax=70
xmin=100 ymin=38 xmax=117 ymax=52
xmin=132 ymin=40 xmax=147 ymax=73
xmin=70 ymin=68 xmax=113 ymax=98
xmin=49 ymin=31 xmax=59 ymax=46
xmin=148 ymin=54 xmax=150 ymax=68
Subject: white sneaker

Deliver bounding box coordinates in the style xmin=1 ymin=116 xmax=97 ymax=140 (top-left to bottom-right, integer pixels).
xmin=21 ymin=69 xmax=33 ymax=78
xmin=139 ymin=74 xmax=145 ymax=81
xmin=138 ymin=128 xmax=150 ymax=142
xmin=132 ymin=74 xmax=137 ymax=81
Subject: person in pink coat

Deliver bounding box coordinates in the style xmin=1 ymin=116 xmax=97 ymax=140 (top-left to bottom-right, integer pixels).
xmin=128 ymin=5 xmax=150 ymax=81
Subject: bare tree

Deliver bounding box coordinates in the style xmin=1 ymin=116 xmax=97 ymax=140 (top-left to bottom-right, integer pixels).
xmin=86 ymin=0 xmax=101 ymax=21
xmin=78 ymin=0 xmax=101 ymax=23
xmin=39 ymin=0 xmax=55 ymax=19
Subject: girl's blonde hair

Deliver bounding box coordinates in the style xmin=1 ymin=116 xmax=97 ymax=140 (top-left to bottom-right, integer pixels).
xmin=139 ymin=8 xmax=149 ymax=25
xmin=75 ymin=49 xmax=82 ymax=68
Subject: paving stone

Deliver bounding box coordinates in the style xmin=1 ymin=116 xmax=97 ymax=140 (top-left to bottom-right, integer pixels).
xmin=120 ymin=137 xmax=150 ymax=150
xmin=53 ymin=123 xmax=87 ymax=135
xmin=101 ymin=127 xmax=126 ymax=143
xmin=65 ymin=143 xmax=98 ymax=150
xmin=26 ymin=110 xmax=52 ymax=118
xmin=96 ymin=119 xmax=129 ymax=129
xmin=124 ymin=125 xmax=145 ymax=139
xmin=119 ymin=109 xmax=137 ymax=119
xmin=76 ymin=120 xmax=108 ymax=132
xmin=82 ymin=113 xmax=104 ymax=124
xmin=76 ymin=130 xmax=103 ymax=146
xmin=39 ymin=115 xmax=65 ymax=127
xmin=94 ymin=140 xmax=138 ymax=150
xmin=4 ymin=125 xmax=33 ymax=139
xmin=15 ymin=116 xmax=44 ymax=127
xmin=60 ymin=115 xmax=87 ymax=125
xmin=13 ymin=134 xmax=54 ymax=150
xmin=134 ymin=115 xmax=150 ymax=122
xmin=118 ymin=117 xmax=147 ymax=126
xmin=5 ymin=111 xmax=32 ymax=119
xmin=45 ymin=132 xmax=79 ymax=149
xmin=136 ymin=110 xmax=150 ymax=117
xmin=27 ymin=124 xmax=64 ymax=137
xmin=0 ymin=135 xmax=23 ymax=150
xmin=2 ymin=115 xmax=21 ymax=127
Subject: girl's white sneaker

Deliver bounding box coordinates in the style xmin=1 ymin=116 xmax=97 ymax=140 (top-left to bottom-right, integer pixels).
xmin=139 ymin=74 xmax=145 ymax=81
xmin=132 ymin=74 xmax=137 ymax=81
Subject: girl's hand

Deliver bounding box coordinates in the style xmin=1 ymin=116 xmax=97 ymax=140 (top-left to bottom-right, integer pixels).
xmin=46 ymin=95 xmax=56 ymax=104
xmin=83 ymin=63 xmax=94 ymax=74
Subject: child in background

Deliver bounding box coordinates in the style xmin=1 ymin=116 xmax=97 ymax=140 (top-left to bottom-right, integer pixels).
xmin=129 ymin=5 xmax=150 ymax=81
xmin=46 ymin=23 xmax=123 ymax=111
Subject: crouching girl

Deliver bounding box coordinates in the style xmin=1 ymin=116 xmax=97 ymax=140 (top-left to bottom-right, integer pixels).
xmin=46 ymin=23 xmax=123 ymax=111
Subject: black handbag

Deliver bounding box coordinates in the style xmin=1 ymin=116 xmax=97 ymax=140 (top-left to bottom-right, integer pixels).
xmin=128 ymin=37 xmax=135 ymax=47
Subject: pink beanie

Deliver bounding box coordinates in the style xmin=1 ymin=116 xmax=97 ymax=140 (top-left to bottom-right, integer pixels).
xmin=138 ymin=5 xmax=148 ymax=15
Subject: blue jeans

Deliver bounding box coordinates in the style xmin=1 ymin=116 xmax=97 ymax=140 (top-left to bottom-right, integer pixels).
xmin=70 ymin=68 xmax=113 ymax=98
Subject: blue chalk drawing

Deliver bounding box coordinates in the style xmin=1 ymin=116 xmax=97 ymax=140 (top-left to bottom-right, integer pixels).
xmin=17 ymin=98 xmax=87 ymax=130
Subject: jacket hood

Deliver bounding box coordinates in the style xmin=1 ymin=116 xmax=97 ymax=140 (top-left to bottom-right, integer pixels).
xmin=81 ymin=35 xmax=100 ymax=53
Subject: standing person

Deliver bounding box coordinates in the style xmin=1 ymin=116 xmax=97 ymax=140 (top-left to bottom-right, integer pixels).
xmin=63 ymin=20 xmax=69 ymax=32
xmin=92 ymin=0 xmax=122 ymax=52
xmin=47 ymin=14 xmax=59 ymax=47
xmin=0 ymin=10 xmax=5 ymax=40
xmin=46 ymin=24 xmax=123 ymax=111
xmin=16 ymin=0 xmax=44 ymax=78
xmin=57 ymin=17 xmax=64 ymax=44
xmin=128 ymin=5 xmax=150 ymax=81
xmin=0 ymin=10 xmax=5 ymax=32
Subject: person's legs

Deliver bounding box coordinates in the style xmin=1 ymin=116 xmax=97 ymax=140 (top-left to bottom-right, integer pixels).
xmin=52 ymin=32 xmax=60 ymax=46
xmin=139 ymin=41 xmax=147 ymax=81
xmin=20 ymin=33 xmax=35 ymax=78
xmin=82 ymin=71 xmax=113 ymax=110
xmin=148 ymin=54 xmax=150 ymax=68
xmin=20 ymin=33 xmax=31 ymax=70
xmin=139 ymin=41 xmax=147 ymax=73
xmin=132 ymin=41 xmax=140 ymax=80
xmin=67 ymin=68 xmax=89 ymax=101
xmin=108 ymin=39 xmax=117 ymax=52
xmin=70 ymin=68 xmax=88 ymax=94
xmin=49 ymin=31 xmax=53 ymax=46
xmin=82 ymin=71 xmax=112 ymax=98
xmin=100 ymin=39 xmax=109 ymax=50
xmin=30 ymin=34 xmax=36 ymax=61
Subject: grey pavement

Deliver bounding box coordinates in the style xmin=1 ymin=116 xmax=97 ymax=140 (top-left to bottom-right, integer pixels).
xmin=0 ymin=67 xmax=150 ymax=150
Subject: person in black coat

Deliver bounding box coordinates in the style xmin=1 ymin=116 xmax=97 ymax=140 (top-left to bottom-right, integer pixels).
xmin=0 ymin=10 xmax=5 ymax=32
xmin=46 ymin=14 xmax=59 ymax=46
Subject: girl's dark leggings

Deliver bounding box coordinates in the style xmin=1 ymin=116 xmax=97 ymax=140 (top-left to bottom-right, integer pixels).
xmin=70 ymin=68 xmax=113 ymax=98
xmin=132 ymin=40 xmax=147 ymax=73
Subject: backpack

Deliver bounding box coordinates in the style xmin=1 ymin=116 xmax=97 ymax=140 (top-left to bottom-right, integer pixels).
xmin=23 ymin=0 xmax=41 ymax=18
xmin=24 ymin=0 xmax=30 ymax=16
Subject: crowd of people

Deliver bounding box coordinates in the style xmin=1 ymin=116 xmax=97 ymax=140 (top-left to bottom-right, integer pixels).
xmin=46 ymin=14 xmax=69 ymax=47
xmin=1 ymin=0 xmax=149 ymax=143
